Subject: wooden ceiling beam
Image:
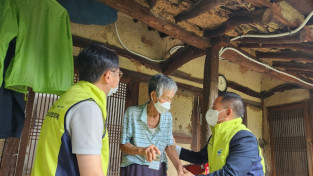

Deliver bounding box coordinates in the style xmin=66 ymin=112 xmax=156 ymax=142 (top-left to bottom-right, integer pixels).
xmin=236 ymin=30 xmax=306 ymax=44
xmin=174 ymin=0 xmax=224 ymax=22
xmin=261 ymin=83 xmax=302 ymax=98
xmin=100 ymin=0 xmax=211 ymax=49
xmin=161 ymin=36 xmax=229 ymax=74
xmin=204 ymin=8 xmax=273 ymax=37
xmin=238 ymin=43 xmax=313 ymax=54
xmin=257 ymin=51 xmax=313 ymax=62
xmin=72 ymin=35 xmax=161 ymax=72
xmin=161 ymin=45 xmax=206 ymax=75
xmin=272 ymin=61 xmax=313 ymax=72
xmin=220 ymin=45 xmax=313 ymax=88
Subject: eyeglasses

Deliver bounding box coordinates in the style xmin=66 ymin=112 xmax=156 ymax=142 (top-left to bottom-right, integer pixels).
xmin=110 ymin=70 xmax=123 ymax=78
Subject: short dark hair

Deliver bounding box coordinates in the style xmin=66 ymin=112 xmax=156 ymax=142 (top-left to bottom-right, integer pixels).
xmin=219 ymin=92 xmax=245 ymax=118
xmin=148 ymin=74 xmax=177 ymax=99
xmin=77 ymin=43 xmax=119 ymax=83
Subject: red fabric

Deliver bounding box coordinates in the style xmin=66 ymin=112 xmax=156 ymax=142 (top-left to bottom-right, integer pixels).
xmin=183 ymin=163 xmax=209 ymax=175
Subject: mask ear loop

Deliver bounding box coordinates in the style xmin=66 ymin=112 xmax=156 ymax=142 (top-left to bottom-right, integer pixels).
xmin=217 ymin=109 xmax=228 ymax=122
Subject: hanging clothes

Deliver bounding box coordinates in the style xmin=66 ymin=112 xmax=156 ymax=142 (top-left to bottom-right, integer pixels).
xmin=0 ymin=0 xmax=73 ymax=95
xmin=57 ymin=0 xmax=118 ymax=25
xmin=0 ymin=38 xmax=26 ymax=139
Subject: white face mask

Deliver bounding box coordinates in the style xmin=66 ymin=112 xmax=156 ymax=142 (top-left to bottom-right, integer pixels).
xmin=107 ymin=71 xmax=119 ymax=97
xmin=152 ymin=98 xmax=171 ymax=114
xmin=107 ymin=86 xmax=118 ymax=96
xmin=205 ymin=109 xmax=227 ymax=126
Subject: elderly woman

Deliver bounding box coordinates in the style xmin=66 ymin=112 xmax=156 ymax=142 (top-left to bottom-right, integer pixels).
xmin=120 ymin=74 xmax=183 ymax=176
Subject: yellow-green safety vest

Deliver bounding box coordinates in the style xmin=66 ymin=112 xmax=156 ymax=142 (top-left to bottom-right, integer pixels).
xmin=207 ymin=118 xmax=265 ymax=173
xmin=31 ymin=81 xmax=109 ymax=176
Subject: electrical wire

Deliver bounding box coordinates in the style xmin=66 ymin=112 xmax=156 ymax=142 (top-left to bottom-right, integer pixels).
xmin=230 ymin=10 xmax=313 ymax=41
xmin=219 ymin=47 xmax=313 ymax=87
xmin=169 ymin=45 xmax=185 ymax=55
xmin=114 ymin=23 xmax=165 ymax=63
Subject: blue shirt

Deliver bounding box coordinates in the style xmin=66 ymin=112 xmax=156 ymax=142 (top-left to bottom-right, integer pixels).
xmin=120 ymin=102 xmax=174 ymax=168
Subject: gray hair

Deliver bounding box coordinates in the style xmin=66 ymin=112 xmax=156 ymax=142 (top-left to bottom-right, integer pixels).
xmin=148 ymin=74 xmax=177 ymax=99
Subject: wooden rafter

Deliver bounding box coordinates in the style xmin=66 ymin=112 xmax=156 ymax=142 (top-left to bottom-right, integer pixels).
xmin=238 ymin=43 xmax=313 ymax=54
xmin=161 ymin=45 xmax=206 ymax=74
xmin=272 ymin=61 xmax=313 ymax=72
xmin=261 ymin=83 xmax=301 ymax=98
xmin=257 ymin=51 xmax=313 ymax=62
xmin=284 ymin=70 xmax=313 ymax=83
xmin=204 ymin=8 xmax=273 ymax=37
xmin=100 ymin=0 xmax=211 ymax=49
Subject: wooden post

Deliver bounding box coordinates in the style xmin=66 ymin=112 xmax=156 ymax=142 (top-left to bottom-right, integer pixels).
xmin=125 ymin=81 xmax=139 ymax=110
xmin=201 ymin=45 xmax=219 ymax=147
xmin=191 ymin=96 xmax=201 ymax=151
xmin=15 ymin=90 xmax=36 ymax=176
xmin=0 ymin=138 xmax=20 ymax=176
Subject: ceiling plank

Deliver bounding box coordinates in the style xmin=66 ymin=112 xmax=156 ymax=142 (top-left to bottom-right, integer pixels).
xmin=257 ymin=51 xmax=313 ymax=62
xmin=72 ymin=35 xmax=161 ymax=72
xmin=239 ymin=43 xmax=313 ymax=54
xmin=174 ymin=0 xmax=224 ymax=22
xmin=100 ymin=0 xmax=211 ymax=49
xmin=204 ymin=8 xmax=273 ymax=37
xmin=220 ymin=45 xmax=313 ymax=88
xmin=272 ymin=61 xmax=313 ymax=72
xmin=284 ymin=70 xmax=313 ymax=83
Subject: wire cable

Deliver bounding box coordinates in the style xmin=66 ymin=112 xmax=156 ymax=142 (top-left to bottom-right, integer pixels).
xmin=114 ymin=23 xmax=165 ymax=63
xmin=219 ymin=47 xmax=313 ymax=87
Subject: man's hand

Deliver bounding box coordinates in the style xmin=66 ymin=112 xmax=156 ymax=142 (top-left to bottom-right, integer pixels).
xmin=142 ymin=145 xmax=161 ymax=162
xmin=182 ymin=168 xmax=194 ymax=176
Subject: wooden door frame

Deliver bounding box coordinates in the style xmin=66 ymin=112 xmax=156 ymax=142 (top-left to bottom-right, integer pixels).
xmin=304 ymin=99 xmax=313 ymax=176
xmin=267 ymin=101 xmax=313 ymax=176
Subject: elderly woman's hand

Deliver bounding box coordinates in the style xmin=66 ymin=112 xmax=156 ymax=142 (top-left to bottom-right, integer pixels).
xmin=182 ymin=168 xmax=194 ymax=176
xmin=141 ymin=145 xmax=161 ymax=162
